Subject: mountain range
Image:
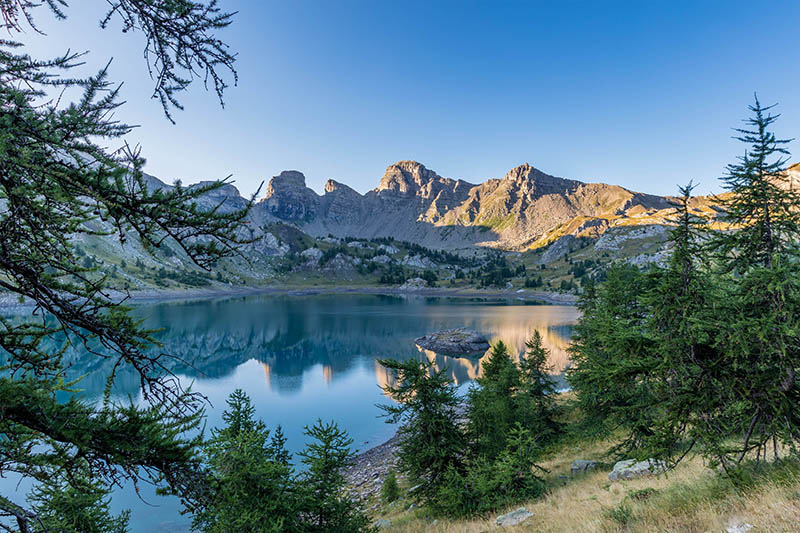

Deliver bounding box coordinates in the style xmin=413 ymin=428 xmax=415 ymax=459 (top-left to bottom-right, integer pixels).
xmin=63 ymin=160 xmax=799 ymax=292
xmin=239 ymin=160 xmax=723 ymax=252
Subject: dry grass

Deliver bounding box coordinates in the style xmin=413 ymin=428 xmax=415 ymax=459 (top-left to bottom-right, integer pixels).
xmin=377 ymin=436 xmax=800 ymax=533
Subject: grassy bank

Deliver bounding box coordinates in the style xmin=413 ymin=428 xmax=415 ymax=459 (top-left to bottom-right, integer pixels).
xmin=371 ymin=420 xmax=800 ymax=532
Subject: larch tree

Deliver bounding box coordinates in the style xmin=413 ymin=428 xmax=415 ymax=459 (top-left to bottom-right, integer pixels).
xmin=712 ymin=96 xmax=800 ymax=467
xmin=0 ymin=1 xmax=258 ymax=530
xmin=640 ymin=182 xmax=723 ymax=467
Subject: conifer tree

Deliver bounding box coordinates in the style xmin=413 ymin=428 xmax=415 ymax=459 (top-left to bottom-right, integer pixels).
xmin=378 ymin=358 xmax=466 ymax=506
xmin=711 ymin=97 xmax=800 ymax=467
xmin=467 ymin=341 xmax=522 ymax=459
xmin=28 ymin=473 xmax=130 ymax=533
xmin=298 ymin=419 xmax=372 ymax=533
xmin=518 ymin=331 xmax=561 ymax=444
xmin=192 ymin=390 xmax=297 ymax=533
xmin=567 ymin=263 xmax=657 ymax=448
xmin=639 ymin=183 xmax=723 ymax=466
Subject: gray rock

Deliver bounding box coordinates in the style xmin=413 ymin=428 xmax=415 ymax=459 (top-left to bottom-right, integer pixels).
xmin=373 ymin=518 xmax=392 ymax=529
xmin=414 ymin=328 xmax=490 ymax=355
xmin=608 ymin=459 xmax=666 ymax=481
xmin=322 ymin=253 xmax=358 ymax=272
xmin=401 ymin=254 xmax=436 ymax=269
xmin=300 ymin=247 xmax=323 ymax=264
xmin=726 ymin=522 xmax=753 ymax=533
xmin=378 ymin=244 xmax=399 ymax=255
xmin=372 ymin=254 xmax=393 ymax=264
xmin=537 ymin=235 xmax=576 ymax=264
xmin=571 ymin=459 xmax=597 ymax=475
xmin=495 ymin=507 xmax=533 ymax=527
xmin=398 ymin=277 xmax=427 ymax=291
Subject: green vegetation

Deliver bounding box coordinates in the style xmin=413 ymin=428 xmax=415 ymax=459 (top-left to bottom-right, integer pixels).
xmin=378 ymin=333 xmax=560 ymax=517
xmin=368 ymin=97 xmax=800 ymax=530
xmin=382 ymin=470 xmax=400 ymax=503
xmin=191 ymin=390 xmax=372 ymax=533
xmin=568 ymin=97 xmax=800 ymax=470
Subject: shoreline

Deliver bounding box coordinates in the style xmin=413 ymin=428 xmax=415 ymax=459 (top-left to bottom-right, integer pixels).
xmin=0 ymin=285 xmax=577 ymax=310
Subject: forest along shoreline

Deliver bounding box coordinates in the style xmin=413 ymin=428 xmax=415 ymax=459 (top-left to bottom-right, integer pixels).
xmin=0 ymin=285 xmax=578 ymax=310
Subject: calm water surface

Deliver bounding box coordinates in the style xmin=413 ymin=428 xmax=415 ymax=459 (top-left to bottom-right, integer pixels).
xmin=3 ymin=294 xmax=579 ymax=532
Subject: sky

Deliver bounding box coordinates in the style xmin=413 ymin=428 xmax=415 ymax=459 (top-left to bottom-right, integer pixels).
xmin=16 ymin=0 xmax=800 ymax=198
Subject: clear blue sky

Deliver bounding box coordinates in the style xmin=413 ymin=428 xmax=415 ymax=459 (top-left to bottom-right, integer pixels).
xmin=19 ymin=0 xmax=800 ymax=198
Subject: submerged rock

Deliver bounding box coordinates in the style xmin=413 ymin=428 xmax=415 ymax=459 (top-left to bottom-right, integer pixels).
xmin=414 ymin=328 xmax=490 ymax=355
xmin=608 ymin=459 xmax=666 ymax=481
xmin=495 ymin=507 xmax=533 ymax=527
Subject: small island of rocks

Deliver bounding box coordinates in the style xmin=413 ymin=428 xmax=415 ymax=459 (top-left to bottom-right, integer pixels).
xmin=414 ymin=328 xmax=491 ymax=356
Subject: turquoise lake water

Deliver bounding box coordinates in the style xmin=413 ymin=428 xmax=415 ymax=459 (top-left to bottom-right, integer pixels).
xmin=2 ymin=293 xmax=579 ymax=531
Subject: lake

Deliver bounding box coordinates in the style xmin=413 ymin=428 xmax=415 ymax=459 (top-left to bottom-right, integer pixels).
xmin=1 ymin=293 xmax=579 ymax=531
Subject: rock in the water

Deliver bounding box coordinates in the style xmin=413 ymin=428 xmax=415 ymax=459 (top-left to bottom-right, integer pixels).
xmin=414 ymin=328 xmax=490 ymax=355
xmin=608 ymin=459 xmax=666 ymax=481
xmin=373 ymin=518 xmax=392 ymax=529
xmin=495 ymin=507 xmax=533 ymax=527
xmin=571 ymin=459 xmax=597 ymax=475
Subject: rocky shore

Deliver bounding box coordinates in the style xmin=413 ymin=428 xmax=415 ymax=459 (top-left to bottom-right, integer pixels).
xmin=343 ymin=434 xmax=401 ymax=508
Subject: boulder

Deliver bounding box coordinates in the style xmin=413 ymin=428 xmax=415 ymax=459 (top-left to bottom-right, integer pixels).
xmin=372 ymin=254 xmax=392 ymax=264
xmin=570 ymin=459 xmax=597 ymax=475
xmin=398 ymin=277 xmax=427 ymax=291
xmin=378 ymin=244 xmax=399 ymax=255
xmin=373 ymin=519 xmax=392 ymax=529
xmin=414 ymin=328 xmax=490 ymax=355
xmin=300 ymin=247 xmax=323 ymax=264
xmin=322 ymin=253 xmax=358 ymax=272
xmin=401 ymin=254 xmax=436 ymax=269
xmin=495 ymin=507 xmax=533 ymax=527
xmin=608 ymin=459 xmax=666 ymax=481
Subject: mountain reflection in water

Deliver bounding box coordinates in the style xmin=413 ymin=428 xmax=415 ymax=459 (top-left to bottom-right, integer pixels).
xmin=137 ymin=294 xmax=578 ymax=397
xmin=0 ymin=294 xmax=579 ymax=533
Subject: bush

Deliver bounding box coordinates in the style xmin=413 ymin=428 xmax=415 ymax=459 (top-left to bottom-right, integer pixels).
xmin=382 ymin=469 xmax=400 ymax=503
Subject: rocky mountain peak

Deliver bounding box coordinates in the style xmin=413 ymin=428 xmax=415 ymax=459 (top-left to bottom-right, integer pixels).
xmin=265 ymin=170 xmax=308 ymax=196
xmin=324 ymin=179 xmax=357 ymax=195
xmin=261 ymin=170 xmax=318 ymax=221
xmin=502 ymin=163 xmax=581 ymax=197
xmin=377 ymin=160 xmax=441 ymax=195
